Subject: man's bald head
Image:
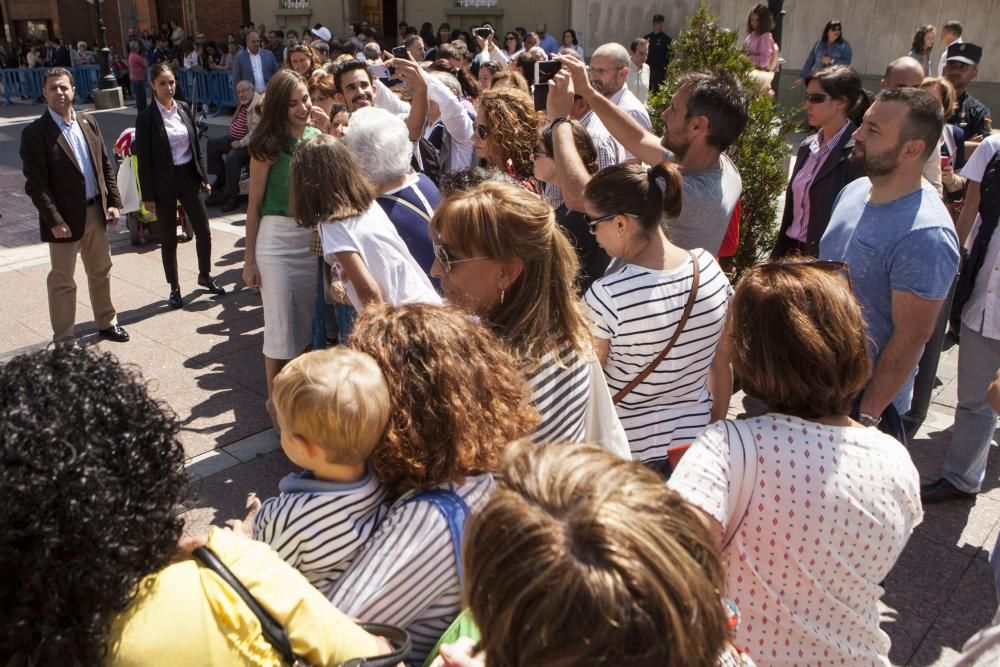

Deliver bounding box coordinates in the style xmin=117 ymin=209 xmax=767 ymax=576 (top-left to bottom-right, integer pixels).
xmin=593 ymin=43 xmax=630 ymax=68
xmin=882 ymin=56 xmax=925 ymax=89
xmin=589 ymin=43 xmax=631 ymax=97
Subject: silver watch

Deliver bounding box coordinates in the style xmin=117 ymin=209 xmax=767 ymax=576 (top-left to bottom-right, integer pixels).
xmin=858 ymin=412 xmax=881 ymax=427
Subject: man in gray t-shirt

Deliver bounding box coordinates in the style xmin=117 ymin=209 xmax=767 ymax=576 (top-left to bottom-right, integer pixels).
xmin=563 ymin=62 xmax=747 ymax=255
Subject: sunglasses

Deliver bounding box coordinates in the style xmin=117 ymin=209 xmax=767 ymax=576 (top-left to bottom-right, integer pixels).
xmin=586 ymin=213 xmax=618 ymax=230
xmin=433 ymin=242 xmax=488 ymax=273
xmin=805 ymin=92 xmax=830 ymax=103
xmin=532 ymin=145 xmax=549 ymax=158
xmin=476 ymin=124 xmax=489 ymax=140
xmin=506 ymin=36 xmax=517 ymax=41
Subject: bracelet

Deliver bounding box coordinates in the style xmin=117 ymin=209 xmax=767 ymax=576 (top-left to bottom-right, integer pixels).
xmin=858 ymin=412 xmax=881 ymax=427
xmin=549 ymin=116 xmax=572 ymax=128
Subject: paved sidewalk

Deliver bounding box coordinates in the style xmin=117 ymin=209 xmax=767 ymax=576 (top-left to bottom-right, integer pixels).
xmin=1 ymin=103 xmax=996 ymax=665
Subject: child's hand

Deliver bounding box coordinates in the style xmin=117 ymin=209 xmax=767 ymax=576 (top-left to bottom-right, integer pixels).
xmin=225 ymin=493 xmax=262 ymax=538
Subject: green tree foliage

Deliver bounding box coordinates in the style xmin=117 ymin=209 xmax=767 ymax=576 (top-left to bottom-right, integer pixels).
xmin=649 ymin=3 xmax=800 ymax=279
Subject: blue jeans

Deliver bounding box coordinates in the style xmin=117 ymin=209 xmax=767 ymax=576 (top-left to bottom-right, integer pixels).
xmin=944 ymin=321 xmax=1000 ymax=492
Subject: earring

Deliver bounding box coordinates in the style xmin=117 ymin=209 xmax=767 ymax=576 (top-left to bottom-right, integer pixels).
xmin=499 ymin=287 xmax=505 ymax=305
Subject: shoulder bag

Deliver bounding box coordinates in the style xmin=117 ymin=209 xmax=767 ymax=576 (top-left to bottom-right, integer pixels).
xmin=612 ymin=251 xmax=701 ymax=404
xmin=191 ymin=546 xmax=411 ymax=667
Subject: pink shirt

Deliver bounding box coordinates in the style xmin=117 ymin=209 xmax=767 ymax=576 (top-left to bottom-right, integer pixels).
xmin=785 ymin=121 xmax=850 ymax=243
xmin=744 ymin=32 xmax=777 ymax=69
xmin=128 ymin=52 xmax=147 ymax=82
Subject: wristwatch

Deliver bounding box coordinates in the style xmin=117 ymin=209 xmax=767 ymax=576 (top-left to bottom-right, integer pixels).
xmin=858 ymin=412 xmax=881 ymax=428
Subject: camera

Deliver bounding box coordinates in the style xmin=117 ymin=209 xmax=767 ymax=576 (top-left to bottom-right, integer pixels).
xmin=391 ymin=45 xmax=410 ymax=60
xmin=534 ymin=60 xmax=561 ymax=86
xmin=474 ymin=27 xmax=493 ymax=39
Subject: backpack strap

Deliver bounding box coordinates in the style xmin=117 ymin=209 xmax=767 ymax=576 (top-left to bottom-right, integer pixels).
xmin=379 ymin=193 xmax=433 ymax=223
xmin=721 ymin=419 xmax=759 ymax=549
xmin=402 ymin=488 xmax=470 ymax=587
xmin=613 ymin=251 xmax=701 ymax=404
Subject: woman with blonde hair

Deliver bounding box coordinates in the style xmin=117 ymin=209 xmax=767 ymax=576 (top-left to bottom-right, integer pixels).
xmin=473 ymin=87 xmax=540 ymax=192
xmin=330 ymin=303 xmax=538 ymax=665
xmin=670 ymin=260 xmax=922 ymax=666
xmin=433 ymin=439 xmax=754 ymax=667
xmin=243 ymin=69 xmax=321 ymax=424
xmin=430 ymin=182 xmax=621 ymax=448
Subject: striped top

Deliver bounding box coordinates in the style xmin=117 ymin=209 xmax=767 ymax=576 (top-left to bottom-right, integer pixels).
xmin=252 ymin=469 xmax=389 ymax=591
xmin=524 ymin=343 xmax=591 ymax=445
xmin=328 ymin=473 xmax=495 ymax=666
xmin=228 ymin=102 xmax=250 ymax=141
xmin=584 ymin=249 xmax=731 ymax=463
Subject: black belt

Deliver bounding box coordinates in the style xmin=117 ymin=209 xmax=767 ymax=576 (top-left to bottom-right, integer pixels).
xmin=85 ymin=196 xmax=99 ymax=207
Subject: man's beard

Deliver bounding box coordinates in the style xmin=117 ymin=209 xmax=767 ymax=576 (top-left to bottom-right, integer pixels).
xmin=661 ymin=131 xmax=689 ymax=161
xmin=852 ymin=141 xmax=903 ymax=177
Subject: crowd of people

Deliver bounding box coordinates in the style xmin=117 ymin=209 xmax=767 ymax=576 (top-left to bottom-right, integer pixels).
xmin=11 ymin=5 xmax=1000 ymax=666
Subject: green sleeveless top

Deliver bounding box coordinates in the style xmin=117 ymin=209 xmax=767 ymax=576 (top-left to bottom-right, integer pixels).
xmin=259 ymin=125 xmax=320 ymax=218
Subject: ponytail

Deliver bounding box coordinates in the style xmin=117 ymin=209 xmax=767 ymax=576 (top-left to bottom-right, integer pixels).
xmin=583 ymin=161 xmax=684 ymax=232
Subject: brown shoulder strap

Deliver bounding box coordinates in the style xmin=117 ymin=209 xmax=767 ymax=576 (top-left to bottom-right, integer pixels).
xmin=612 ymin=251 xmax=701 ymax=405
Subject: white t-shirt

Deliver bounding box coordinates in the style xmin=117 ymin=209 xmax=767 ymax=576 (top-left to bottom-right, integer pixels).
xmin=584 ymin=249 xmax=731 ymax=463
xmin=669 ymin=414 xmax=923 ymax=666
xmin=960 ymin=134 xmax=1000 ymax=341
xmin=320 ymin=203 xmax=442 ymax=311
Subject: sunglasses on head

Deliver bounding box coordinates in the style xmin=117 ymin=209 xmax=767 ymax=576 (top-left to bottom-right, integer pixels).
xmin=433 ymin=240 xmax=488 ymax=273
xmin=805 ymin=92 xmax=830 ymax=103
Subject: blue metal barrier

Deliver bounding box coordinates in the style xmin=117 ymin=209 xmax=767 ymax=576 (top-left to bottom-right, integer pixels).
xmin=72 ymin=65 xmax=100 ymax=102
xmin=1 ymin=65 xmax=238 ymax=110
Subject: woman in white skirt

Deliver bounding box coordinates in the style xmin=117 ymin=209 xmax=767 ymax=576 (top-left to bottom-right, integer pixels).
xmin=242 ymin=69 xmax=323 ymax=422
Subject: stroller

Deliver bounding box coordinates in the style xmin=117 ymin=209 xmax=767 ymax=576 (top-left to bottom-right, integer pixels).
xmin=113 ymin=127 xmax=195 ymax=246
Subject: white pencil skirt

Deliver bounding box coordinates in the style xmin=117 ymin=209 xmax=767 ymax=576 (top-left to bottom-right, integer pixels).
xmin=256 ymin=215 xmax=316 ymax=360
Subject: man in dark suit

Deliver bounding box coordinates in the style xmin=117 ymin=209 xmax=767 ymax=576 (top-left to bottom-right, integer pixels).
xmin=231 ymin=31 xmax=278 ymax=94
xmin=645 ymin=14 xmax=673 ymax=96
xmin=20 ymin=67 xmax=130 ymax=345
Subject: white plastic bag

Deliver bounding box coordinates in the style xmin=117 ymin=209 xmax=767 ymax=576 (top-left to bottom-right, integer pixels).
xmin=117 ymin=158 xmax=141 ymax=214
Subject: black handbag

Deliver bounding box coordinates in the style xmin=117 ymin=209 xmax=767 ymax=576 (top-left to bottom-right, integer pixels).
xmin=191 ymin=546 xmax=411 ymax=667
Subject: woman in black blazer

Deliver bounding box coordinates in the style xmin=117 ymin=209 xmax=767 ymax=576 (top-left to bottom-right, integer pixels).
xmin=135 ymin=63 xmax=224 ymax=308
xmin=771 ymin=66 xmax=867 ymax=259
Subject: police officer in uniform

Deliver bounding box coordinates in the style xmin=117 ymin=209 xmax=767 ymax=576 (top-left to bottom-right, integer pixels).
xmin=645 ymin=14 xmax=672 ymax=97
xmin=943 ymin=42 xmax=992 ymax=145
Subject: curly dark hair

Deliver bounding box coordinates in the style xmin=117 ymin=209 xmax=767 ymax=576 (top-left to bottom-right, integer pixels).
xmin=0 ymin=347 xmax=187 ymax=665
xmin=348 ymin=303 xmax=539 ymax=496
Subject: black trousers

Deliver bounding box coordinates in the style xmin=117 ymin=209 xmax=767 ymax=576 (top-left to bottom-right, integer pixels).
xmin=206 ymin=135 xmax=249 ymax=197
xmin=155 ymin=162 xmax=212 ymax=286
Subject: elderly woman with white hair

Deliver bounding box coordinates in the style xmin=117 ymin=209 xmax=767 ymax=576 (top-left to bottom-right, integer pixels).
xmin=343 ymin=107 xmax=441 ymax=277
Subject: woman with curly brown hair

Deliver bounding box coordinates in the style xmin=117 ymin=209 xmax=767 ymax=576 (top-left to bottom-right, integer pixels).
xmin=329 ymin=303 xmax=538 ymax=665
xmin=284 ymin=42 xmax=319 ymax=77
xmin=473 ymin=87 xmax=540 ymax=192
xmin=430 ymin=182 xmax=627 ymax=451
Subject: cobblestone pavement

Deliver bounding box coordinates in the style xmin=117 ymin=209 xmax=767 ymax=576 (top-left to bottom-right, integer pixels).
xmin=0 ymin=100 xmax=996 ymax=665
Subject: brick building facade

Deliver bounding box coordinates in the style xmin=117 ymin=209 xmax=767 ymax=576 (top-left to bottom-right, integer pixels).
xmin=2 ymin=0 xmax=245 ymax=52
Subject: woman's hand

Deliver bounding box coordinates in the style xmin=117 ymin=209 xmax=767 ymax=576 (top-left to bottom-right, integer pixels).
xmin=309 ymin=105 xmax=331 ymax=133
xmin=243 ymin=261 xmax=261 ymax=290
xmin=144 ymin=200 xmax=157 ymax=215
xmin=429 ymin=639 xmax=485 ymax=667
xmin=329 ymin=279 xmax=350 ymax=304
xmin=986 ymin=369 xmax=1000 ymax=414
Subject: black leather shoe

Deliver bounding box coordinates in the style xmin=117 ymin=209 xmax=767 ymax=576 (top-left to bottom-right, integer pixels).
xmin=98 ymin=324 xmax=130 ymax=342
xmin=168 ymin=287 xmax=184 ymax=309
xmin=198 ymin=275 xmax=226 ymax=295
xmin=220 ymin=196 xmax=240 ymax=213
xmin=920 ymin=478 xmax=977 ymax=504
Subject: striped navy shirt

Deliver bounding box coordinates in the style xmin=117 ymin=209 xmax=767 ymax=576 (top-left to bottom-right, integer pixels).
xmin=327 ymin=473 xmax=495 ymax=666
xmin=584 ymin=249 xmax=732 ymax=463
xmin=525 ymin=344 xmax=591 ymax=445
xmin=252 ymin=470 xmax=389 ymax=591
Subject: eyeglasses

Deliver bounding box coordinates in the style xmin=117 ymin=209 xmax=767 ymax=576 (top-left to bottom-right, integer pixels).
xmin=805 ymin=92 xmax=830 ymax=103
xmin=532 ymin=145 xmax=548 ymax=158
xmin=476 ymin=124 xmax=489 ymax=140
xmin=433 ymin=242 xmax=488 ymax=273
xmin=586 ymin=213 xmax=618 ymax=230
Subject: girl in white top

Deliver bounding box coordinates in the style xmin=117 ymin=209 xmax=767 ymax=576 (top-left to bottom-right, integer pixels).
xmin=669 ymin=261 xmax=923 ymax=666
xmin=290 ymin=134 xmax=441 ymax=311
xmin=583 ymin=162 xmax=733 ymax=468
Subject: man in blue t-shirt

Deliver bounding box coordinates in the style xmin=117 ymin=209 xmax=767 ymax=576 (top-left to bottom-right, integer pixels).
xmin=820 ymin=87 xmax=960 ymax=427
